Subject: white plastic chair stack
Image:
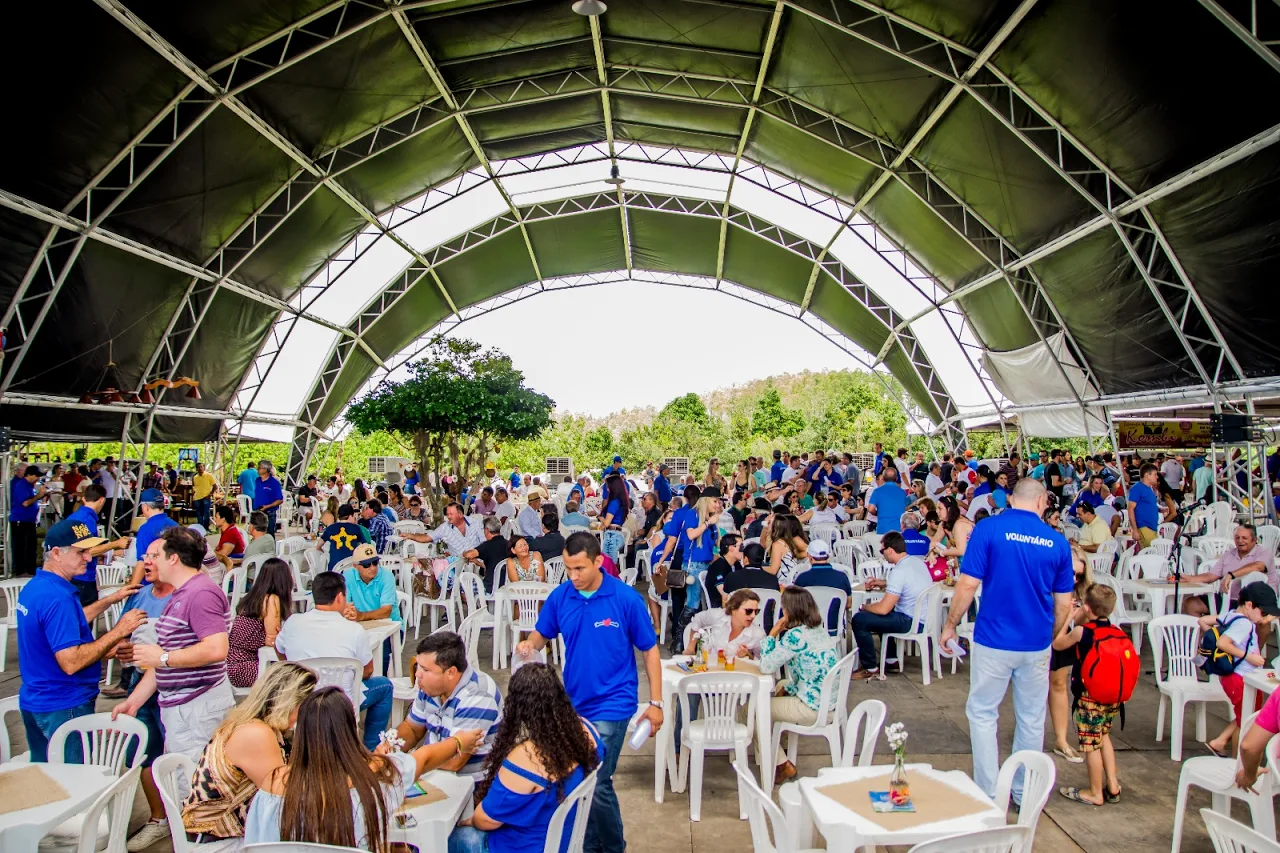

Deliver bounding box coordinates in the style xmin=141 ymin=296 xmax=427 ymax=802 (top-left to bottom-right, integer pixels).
xmin=545 ymin=556 xmax=566 ymax=585
xmin=0 ymin=577 xmax=29 ymax=672
xmin=771 ymin=650 xmax=857 ymax=770
xmin=676 ymin=672 xmax=758 ymax=821
xmin=1200 ymin=537 xmax=1235 ymax=563
xmin=992 ymin=750 xmax=1055 ymax=843
xmin=1199 ymin=807 xmax=1280 ymax=853
xmin=1171 ymin=712 xmax=1278 ymax=853
xmin=879 ymin=584 xmax=943 ymax=685
xmin=1148 ymin=615 xmax=1232 ymax=761
xmin=541 ymin=768 xmax=600 ymax=853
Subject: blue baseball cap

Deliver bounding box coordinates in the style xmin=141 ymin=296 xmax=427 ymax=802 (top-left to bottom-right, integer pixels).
xmin=139 ymin=488 xmax=165 ymax=506
xmin=612 ymin=455 xmax=623 ymax=463
xmin=45 ymin=517 xmax=107 ymax=550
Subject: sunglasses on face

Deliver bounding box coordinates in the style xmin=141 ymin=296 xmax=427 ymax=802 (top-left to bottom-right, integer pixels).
xmin=741 ymin=608 xmax=760 ymax=616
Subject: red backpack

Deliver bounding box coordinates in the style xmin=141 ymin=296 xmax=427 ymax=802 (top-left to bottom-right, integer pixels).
xmin=1075 ymin=621 xmax=1140 ymax=706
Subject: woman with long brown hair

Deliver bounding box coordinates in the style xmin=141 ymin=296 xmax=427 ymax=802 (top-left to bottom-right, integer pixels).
xmin=449 ymin=663 xmax=603 ymax=853
xmin=226 ymin=557 xmax=295 ymax=688
xmin=764 ymin=513 xmax=808 ymax=583
xmin=245 ymin=686 xmax=483 ymax=850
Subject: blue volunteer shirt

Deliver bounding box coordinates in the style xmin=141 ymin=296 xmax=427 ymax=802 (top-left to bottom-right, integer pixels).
xmin=901 ymin=527 xmax=931 ymax=557
xmin=254 ymin=476 xmax=283 ymax=510
xmin=868 ymin=483 xmax=908 ymax=533
xmin=1128 ymin=481 xmax=1160 ymax=530
xmin=135 ymin=513 xmax=179 ymax=584
xmin=535 ymin=573 xmax=657 ymax=720
xmin=322 ymin=521 xmax=371 ymax=569
xmin=961 ymin=508 xmax=1075 ymax=652
xmin=9 ymin=477 xmax=38 ymax=523
xmin=653 ymin=474 xmax=672 ymax=504
xmin=237 ymin=469 xmax=257 ymax=501
xmin=770 ymin=461 xmax=787 ymax=485
xmin=670 ymin=504 xmax=698 ymax=557
xmin=16 ymin=570 xmax=101 ymax=712
xmin=68 ymin=505 xmax=102 ymax=583
xmin=687 ymin=521 xmax=717 ymax=563
xmin=404 ymin=471 xmax=420 ymax=494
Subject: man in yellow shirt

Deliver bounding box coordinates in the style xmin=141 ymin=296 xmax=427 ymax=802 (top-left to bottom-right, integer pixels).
xmin=1076 ymin=503 xmax=1113 ymax=553
xmin=191 ymin=462 xmax=220 ymax=530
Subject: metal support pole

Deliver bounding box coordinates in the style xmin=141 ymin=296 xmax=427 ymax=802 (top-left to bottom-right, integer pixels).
xmin=105 ymin=413 xmax=132 ymax=537
xmin=129 ymin=410 xmax=156 ymax=516
xmin=0 ymin=449 xmax=10 ymax=578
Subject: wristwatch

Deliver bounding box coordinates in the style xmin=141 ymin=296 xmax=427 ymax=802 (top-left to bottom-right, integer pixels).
xmin=648 ymin=700 xmax=664 ymax=709
xmin=159 ymin=651 xmax=170 ymax=668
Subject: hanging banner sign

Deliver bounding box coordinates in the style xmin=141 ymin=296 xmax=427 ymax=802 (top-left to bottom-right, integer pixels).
xmin=1115 ymin=420 xmax=1213 ymax=449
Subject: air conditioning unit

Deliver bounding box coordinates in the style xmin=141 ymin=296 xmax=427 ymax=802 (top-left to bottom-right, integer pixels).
xmin=663 ymin=457 xmax=690 ymax=478
xmin=367 ymin=456 xmax=411 ymax=477
xmin=545 ymin=457 xmax=575 ymax=483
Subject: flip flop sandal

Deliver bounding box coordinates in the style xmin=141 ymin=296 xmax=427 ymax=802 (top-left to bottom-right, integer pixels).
xmin=1059 ymin=787 xmax=1100 ymax=806
xmin=1104 ymin=787 xmax=1121 ymax=804
xmin=1205 ymin=743 xmax=1229 ymax=759
xmin=1053 ymin=746 xmax=1084 ymax=764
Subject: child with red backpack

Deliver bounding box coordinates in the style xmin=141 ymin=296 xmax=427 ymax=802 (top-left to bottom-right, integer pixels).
xmin=1055 ymin=583 xmax=1138 ymax=806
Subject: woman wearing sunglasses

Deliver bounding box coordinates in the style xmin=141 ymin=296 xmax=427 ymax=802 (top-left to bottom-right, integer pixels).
xmin=681 ymin=588 xmax=764 ymax=660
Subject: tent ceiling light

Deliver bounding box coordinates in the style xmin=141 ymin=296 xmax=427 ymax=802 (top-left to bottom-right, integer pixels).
xmin=571 ymin=0 xmax=606 ymax=16
xmin=604 ymin=164 xmax=625 ymax=186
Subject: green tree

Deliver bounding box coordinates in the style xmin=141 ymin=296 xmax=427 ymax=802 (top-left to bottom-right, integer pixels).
xmin=813 ymin=374 xmax=908 ymax=451
xmin=660 ymin=393 xmax=710 ymax=426
xmin=345 ymin=336 xmax=554 ymax=514
xmin=750 ymin=386 xmax=806 ymax=438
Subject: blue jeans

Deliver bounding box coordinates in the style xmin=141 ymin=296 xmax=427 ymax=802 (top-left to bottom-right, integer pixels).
xmin=585 ymin=718 xmax=629 ymax=853
xmin=22 ymin=699 xmax=97 ymax=763
xmin=966 ymin=642 xmax=1050 ymax=803
xmin=851 ymin=610 xmax=913 ymax=669
xmin=449 ymin=825 xmax=491 ymax=853
xmin=684 ymin=561 xmax=710 ymax=612
xmin=360 ymin=676 xmax=393 ymax=750
xmin=123 ymin=667 xmax=165 ymax=767
xmin=263 ymin=507 xmax=278 ymax=536
xmin=194 ymin=497 xmax=212 ymax=529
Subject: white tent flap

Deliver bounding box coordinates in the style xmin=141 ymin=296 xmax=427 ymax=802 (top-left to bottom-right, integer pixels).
xmin=982 ymin=333 xmax=1109 ymax=438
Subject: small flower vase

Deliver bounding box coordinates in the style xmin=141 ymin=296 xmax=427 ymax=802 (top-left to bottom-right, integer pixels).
xmin=889 ymin=752 xmax=911 ymax=805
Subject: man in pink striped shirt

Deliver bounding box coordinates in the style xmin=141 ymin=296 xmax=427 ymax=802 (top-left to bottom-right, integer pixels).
xmin=112 ymin=526 xmax=232 ymax=763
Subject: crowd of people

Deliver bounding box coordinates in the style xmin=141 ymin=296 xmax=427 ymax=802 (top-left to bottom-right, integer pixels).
xmin=10 ymin=440 xmax=1280 ymax=851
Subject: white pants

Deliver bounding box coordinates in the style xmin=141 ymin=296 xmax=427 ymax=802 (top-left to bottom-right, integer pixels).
xmin=161 ymin=678 xmax=235 ymax=796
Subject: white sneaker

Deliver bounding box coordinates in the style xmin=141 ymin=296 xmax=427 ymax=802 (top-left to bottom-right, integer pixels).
xmin=126 ymin=819 xmax=171 ymax=852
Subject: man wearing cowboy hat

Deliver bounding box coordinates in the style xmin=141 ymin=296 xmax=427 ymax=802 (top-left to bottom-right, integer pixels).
xmin=517 ymin=490 xmax=545 ymax=538
xmin=17 ymin=518 xmax=144 ymax=761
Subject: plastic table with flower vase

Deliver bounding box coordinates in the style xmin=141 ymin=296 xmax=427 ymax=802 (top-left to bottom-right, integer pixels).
xmin=655 ymin=653 xmax=775 ymax=799
xmin=388 ymin=768 xmax=474 ymax=853
xmin=794 ymin=764 xmax=1005 ymax=853
xmin=361 ymin=618 xmax=403 ymax=678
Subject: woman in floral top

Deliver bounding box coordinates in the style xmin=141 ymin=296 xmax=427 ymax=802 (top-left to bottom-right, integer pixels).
xmin=758 ymin=585 xmax=839 ymax=784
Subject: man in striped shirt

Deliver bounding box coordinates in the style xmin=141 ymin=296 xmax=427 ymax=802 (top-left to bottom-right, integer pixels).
xmin=112 ymin=526 xmax=232 ymax=763
xmin=387 ymin=631 xmax=502 ymax=779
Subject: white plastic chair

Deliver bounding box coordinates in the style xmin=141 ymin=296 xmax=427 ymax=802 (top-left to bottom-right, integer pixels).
xmin=905 ymin=826 xmax=1031 ymax=853
xmin=1200 ymin=536 xmax=1236 ymax=562
xmin=620 ymin=566 xmax=637 ymax=586
xmin=1172 ymin=712 xmax=1278 ymax=853
xmin=542 ymin=767 xmax=599 ymax=853
xmin=236 ymin=493 xmax=253 ymax=520
xmin=152 ymin=753 xmax=197 ymax=853
xmin=1256 ymin=525 xmax=1280 ymax=561
xmin=832 ymin=539 xmax=858 ymax=568
xmin=504 ymin=581 xmax=552 ymax=669
xmin=1093 ymin=573 xmax=1149 ymax=655
xmin=1200 ymin=806 xmax=1280 ymax=853
xmin=457 ymin=571 xmax=499 ymax=668
xmin=243 ymin=552 xmax=275 ymax=582
xmin=809 ymin=524 xmax=841 ymax=548
xmin=771 ymin=650 xmax=858 ymax=771
xmin=48 ymin=713 xmax=149 ymax=772
xmin=676 ymin=672 xmax=758 ymax=821
xmin=843 ymin=519 xmax=870 ymax=538
xmin=754 ymin=588 xmax=783 ymax=632
xmin=0 ymin=577 xmax=29 ymax=672
xmin=1159 ymin=521 xmax=1180 ymax=541
xmin=277 ymin=535 xmax=310 ymax=556
xmin=992 ymin=750 xmax=1055 ymax=842
xmin=856 ymin=559 xmax=889 ymax=584
xmin=0 ymin=695 xmax=25 ymax=763
xmin=1149 ymin=614 xmax=1232 ymax=761
xmin=647 ymin=581 xmax=670 ymax=646
xmin=97 ymin=562 xmax=130 ymax=589
xmin=71 ymin=766 xmax=141 ymax=853
xmin=222 ymin=564 xmax=248 ymax=612
xmin=545 ymin=556 xmax=566 ymax=585
xmin=801 ymin=586 xmax=848 ymax=651
xmin=297 ymin=656 xmax=364 ymax=710
xmin=733 ymin=761 xmax=823 ymax=853
xmin=861 ymin=532 xmax=883 ymax=556
xmin=1146 ymin=537 xmax=1175 ymax=559
xmin=879 ymin=584 xmax=943 ymax=685
xmin=414 ymin=564 xmax=457 ymax=637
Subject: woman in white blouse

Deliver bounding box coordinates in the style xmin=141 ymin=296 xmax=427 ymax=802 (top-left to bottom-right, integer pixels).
xmin=682 ymin=588 xmax=766 ymax=659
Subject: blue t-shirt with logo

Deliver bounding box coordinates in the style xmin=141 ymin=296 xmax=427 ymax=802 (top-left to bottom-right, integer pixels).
xmin=68 ymin=506 xmax=102 ymax=583
xmin=1128 ymin=482 xmax=1159 ymax=530
xmin=17 ymin=570 xmax=101 ymax=712
xmin=254 ymin=476 xmax=283 ymax=511
xmin=322 ymin=521 xmax=371 ymax=569
xmin=237 ymin=469 xmax=257 ymax=501
xmin=868 ymin=484 xmax=908 ymax=533
xmin=535 ymin=574 xmax=657 ymax=719
xmin=961 ymin=508 xmax=1075 ymax=652
xmin=901 ymin=527 xmax=930 ymax=557
xmin=135 ymin=513 xmax=179 ymax=584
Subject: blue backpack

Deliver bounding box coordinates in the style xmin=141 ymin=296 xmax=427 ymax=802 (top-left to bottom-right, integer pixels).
xmin=1199 ymin=615 xmax=1253 ymax=676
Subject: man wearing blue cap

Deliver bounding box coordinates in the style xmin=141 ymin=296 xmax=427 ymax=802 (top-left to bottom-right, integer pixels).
xmin=17 ymin=518 xmax=143 ymax=761
xmin=129 ymin=488 xmax=177 ymax=586
xmin=603 ymin=454 xmax=626 ymax=479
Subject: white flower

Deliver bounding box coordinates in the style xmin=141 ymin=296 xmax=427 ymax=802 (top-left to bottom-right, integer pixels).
xmin=379 ymin=729 xmax=406 ymax=752
xmin=884 ymin=722 xmax=909 ymax=752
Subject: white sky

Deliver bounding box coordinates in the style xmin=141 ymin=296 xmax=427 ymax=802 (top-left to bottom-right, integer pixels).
xmin=442 ymin=279 xmax=862 ymax=415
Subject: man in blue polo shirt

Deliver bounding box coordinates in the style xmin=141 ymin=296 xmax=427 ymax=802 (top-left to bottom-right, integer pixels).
xmin=867 ymin=467 xmax=908 ymax=533
xmin=940 ymin=478 xmax=1074 ymax=804
xmin=129 ymin=489 xmax=177 ymax=586
xmin=900 ymin=512 xmax=931 ymax=556
xmin=653 ymin=463 xmax=673 ymax=508
xmin=1127 ymin=462 xmax=1162 ymax=548
xmin=254 ymin=460 xmax=285 ymax=535
xmin=517 ymin=532 xmax=662 ymax=853
xmin=9 ymin=464 xmax=47 ymax=576
xmin=66 ymin=483 xmax=130 ymax=607
xmin=769 ymin=450 xmax=787 ymax=486
xmin=17 ymin=518 xmax=143 ymax=762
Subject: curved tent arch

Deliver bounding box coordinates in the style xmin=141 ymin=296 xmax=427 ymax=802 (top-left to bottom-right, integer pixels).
xmin=0 ymin=0 xmax=1277 ymax=459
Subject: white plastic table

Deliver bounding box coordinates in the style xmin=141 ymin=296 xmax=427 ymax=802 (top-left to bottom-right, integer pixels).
xmin=655 ymin=656 xmax=774 ymax=799
xmin=0 ymin=763 xmax=118 ymax=853
xmin=797 ymin=764 xmax=1004 ymax=853
xmin=491 ymin=582 xmax=554 ymax=668
xmin=389 ymin=769 xmax=474 ymax=853
xmin=1121 ymin=578 xmax=1214 ymax=619
xmin=362 ymin=618 xmax=404 ymax=678
xmin=1242 ymin=669 xmax=1280 ymax=720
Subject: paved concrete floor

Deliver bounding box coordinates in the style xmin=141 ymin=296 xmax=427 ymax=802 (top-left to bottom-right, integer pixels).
xmin=0 ymin=622 xmax=1263 ymax=853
